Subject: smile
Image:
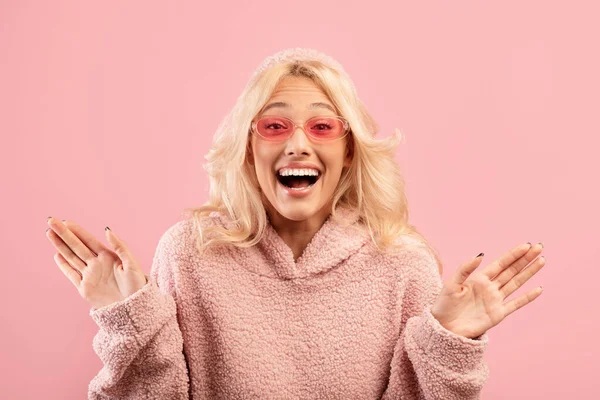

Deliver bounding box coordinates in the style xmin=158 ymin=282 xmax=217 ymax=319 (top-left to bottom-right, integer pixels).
xmin=276 ymin=173 xmax=321 ymax=189
xmin=275 ymin=172 xmax=322 ymax=198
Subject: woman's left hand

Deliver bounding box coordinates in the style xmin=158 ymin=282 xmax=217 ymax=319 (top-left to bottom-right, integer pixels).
xmin=430 ymin=242 xmax=546 ymax=339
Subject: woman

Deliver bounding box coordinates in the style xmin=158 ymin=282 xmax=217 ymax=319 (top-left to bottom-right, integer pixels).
xmin=46 ymin=48 xmax=546 ymax=399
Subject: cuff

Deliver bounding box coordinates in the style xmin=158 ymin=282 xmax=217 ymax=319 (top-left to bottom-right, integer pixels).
xmin=89 ymin=274 xmax=175 ymax=336
xmin=407 ymin=306 xmax=489 ymax=373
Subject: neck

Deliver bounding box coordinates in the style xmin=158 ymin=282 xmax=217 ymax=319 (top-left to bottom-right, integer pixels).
xmin=265 ymin=205 xmax=332 ymax=262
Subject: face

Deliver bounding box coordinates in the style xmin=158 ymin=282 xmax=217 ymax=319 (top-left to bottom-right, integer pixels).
xmin=248 ymin=76 xmax=352 ymax=223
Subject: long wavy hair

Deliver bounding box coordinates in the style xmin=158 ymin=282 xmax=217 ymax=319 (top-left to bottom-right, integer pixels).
xmin=183 ymin=58 xmax=443 ymax=274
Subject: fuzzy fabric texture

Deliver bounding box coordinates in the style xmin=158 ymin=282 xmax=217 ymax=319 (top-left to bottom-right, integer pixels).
xmin=88 ymin=206 xmax=490 ymax=399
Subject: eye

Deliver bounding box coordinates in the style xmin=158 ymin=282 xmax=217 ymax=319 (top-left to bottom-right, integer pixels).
xmin=314 ymin=123 xmax=333 ymax=130
xmin=308 ymin=119 xmax=336 ymax=131
xmin=266 ymin=123 xmax=285 ymax=130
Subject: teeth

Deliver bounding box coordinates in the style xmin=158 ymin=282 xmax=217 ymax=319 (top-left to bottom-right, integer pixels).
xmin=288 ymin=184 xmax=315 ymax=190
xmin=278 ymin=168 xmax=320 ymax=177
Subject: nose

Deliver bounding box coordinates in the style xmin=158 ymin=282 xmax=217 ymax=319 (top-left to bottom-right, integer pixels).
xmin=284 ymin=125 xmax=312 ymax=156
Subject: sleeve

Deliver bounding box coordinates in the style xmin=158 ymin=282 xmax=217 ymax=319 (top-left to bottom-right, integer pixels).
xmin=381 ymin=243 xmax=490 ymax=400
xmin=87 ymin=225 xmax=191 ymax=399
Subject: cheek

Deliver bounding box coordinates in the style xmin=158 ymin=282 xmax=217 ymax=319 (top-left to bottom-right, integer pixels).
xmin=322 ymin=147 xmax=347 ymax=176
xmin=251 ymin=142 xmax=276 ymax=181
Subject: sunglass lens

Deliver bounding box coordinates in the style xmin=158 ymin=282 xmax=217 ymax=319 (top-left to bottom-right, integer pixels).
xmin=256 ymin=117 xmax=292 ymax=140
xmin=307 ymin=117 xmax=344 ymax=140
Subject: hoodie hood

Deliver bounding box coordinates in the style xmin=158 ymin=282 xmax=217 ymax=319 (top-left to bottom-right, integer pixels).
xmin=212 ymin=204 xmax=371 ymax=280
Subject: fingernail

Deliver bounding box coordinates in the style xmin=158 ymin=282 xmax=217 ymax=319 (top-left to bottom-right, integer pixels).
xmin=475 ymin=252 xmax=484 ymax=258
xmin=105 ymin=226 xmax=111 ymax=231
xmin=527 ymin=242 xmax=531 ymax=245
xmin=46 ymin=227 xmax=50 ymax=232
xmin=538 ymin=242 xmax=544 ymax=248
xmin=47 ymin=216 xmax=52 ymax=221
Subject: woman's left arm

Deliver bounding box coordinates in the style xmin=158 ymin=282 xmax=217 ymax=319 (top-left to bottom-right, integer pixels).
xmin=381 ymin=241 xmax=545 ymax=400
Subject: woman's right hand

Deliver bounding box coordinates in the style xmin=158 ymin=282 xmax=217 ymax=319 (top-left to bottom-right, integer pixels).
xmin=46 ymin=218 xmax=148 ymax=310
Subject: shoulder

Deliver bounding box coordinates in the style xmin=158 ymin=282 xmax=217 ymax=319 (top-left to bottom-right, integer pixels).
xmin=154 ymin=219 xmax=192 ymax=260
xmin=156 ymin=212 xmax=226 ymax=258
xmin=386 ymin=235 xmax=437 ymax=262
xmin=387 ymin=236 xmax=444 ymax=315
xmin=379 ymin=234 xmax=442 ymax=281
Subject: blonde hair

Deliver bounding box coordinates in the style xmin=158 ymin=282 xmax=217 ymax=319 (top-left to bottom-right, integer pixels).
xmin=183 ymin=58 xmax=443 ymax=274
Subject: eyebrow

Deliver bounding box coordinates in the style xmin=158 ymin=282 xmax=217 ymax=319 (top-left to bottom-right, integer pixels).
xmin=260 ymin=101 xmax=336 ymax=114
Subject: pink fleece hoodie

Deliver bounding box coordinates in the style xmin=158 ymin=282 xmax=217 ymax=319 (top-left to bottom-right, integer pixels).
xmin=88 ymin=206 xmax=490 ymax=399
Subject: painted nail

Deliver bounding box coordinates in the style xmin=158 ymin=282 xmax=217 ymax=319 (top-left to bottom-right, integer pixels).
xmin=475 ymin=252 xmax=484 ymax=258
xmin=538 ymin=242 xmax=544 ymax=248
xmin=47 ymin=216 xmax=52 ymax=221
xmin=105 ymin=226 xmax=111 ymax=231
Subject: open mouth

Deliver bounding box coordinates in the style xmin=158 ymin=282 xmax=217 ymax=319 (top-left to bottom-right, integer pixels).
xmin=276 ymin=172 xmax=321 ymax=190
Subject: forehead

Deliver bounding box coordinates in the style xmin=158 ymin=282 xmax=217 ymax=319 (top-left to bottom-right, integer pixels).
xmin=261 ymin=76 xmax=337 ymax=114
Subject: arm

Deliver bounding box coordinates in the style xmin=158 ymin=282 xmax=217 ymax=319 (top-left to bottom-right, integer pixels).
xmin=382 ymin=243 xmax=490 ymax=400
xmin=88 ymin=226 xmax=190 ymax=399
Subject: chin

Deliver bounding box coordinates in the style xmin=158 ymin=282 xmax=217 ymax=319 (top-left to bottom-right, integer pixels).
xmin=272 ymin=203 xmax=319 ymax=222
xmin=265 ymin=196 xmax=330 ymax=224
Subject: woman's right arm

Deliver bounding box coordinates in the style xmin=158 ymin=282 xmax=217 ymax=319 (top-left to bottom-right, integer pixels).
xmin=87 ymin=227 xmax=191 ymax=400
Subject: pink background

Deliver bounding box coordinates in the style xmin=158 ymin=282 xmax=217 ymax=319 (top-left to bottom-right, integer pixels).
xmin=1 ymin=1 xmax=598 ymax=398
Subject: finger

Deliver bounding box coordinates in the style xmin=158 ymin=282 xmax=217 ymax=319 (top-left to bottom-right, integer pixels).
xmin=481 ymin=242 xmax=532 ymax=280
xmin=63 ymin=220 xmax=110 ymax=257
xmin=451 ymin=254 xmax=485 ymax=285
xmin=503 ymin=286 xmax=543 ymax=317
xmin=55 ymin=252 xmax=83 ymax=287
xmin=105 ymin=228 xmax=135 ymax=269
xmin=46 ymin=228 xmax=87 ymax=271
xmin=493 ymin=243 xmax=544 ymax=289
xmin=500 ymin=255 xmax=546 ymax=298
xmin=47 ymin=218 xmax=96 ymax=263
